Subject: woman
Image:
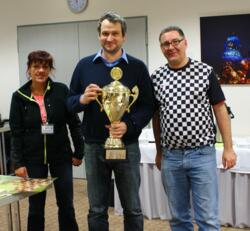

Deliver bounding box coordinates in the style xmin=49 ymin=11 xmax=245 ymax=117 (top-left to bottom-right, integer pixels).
xmin=9 ymin=50 xmax=84 ymax=231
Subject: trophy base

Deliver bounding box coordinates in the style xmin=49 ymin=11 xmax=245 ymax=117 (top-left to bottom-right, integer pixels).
xmin=105 ymin=137 xmax=126 ymax=161
xmin=105 ymin=149 xmax=126 ymax=161
xmin=105 ymin=137 xmax=124 ymax=149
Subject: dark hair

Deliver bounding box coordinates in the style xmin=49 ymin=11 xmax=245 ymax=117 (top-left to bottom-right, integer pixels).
xmin=26 ymin=50 xmax=55 ymax=72
xmin=159 ymin=26 xmax=185 ymax=42
xmin=97 ymin=11 xmax=127 ymax=36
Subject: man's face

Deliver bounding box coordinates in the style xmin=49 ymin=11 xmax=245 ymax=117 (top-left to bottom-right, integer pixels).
xmin=160 ymin=30 xmax=187 ymax=68
xmin=99 ymin=19 xmax=125 ymax=56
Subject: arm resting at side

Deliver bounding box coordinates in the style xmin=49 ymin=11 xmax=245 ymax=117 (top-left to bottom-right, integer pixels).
xmin=213 ymin=103 xmax=237 ymax=169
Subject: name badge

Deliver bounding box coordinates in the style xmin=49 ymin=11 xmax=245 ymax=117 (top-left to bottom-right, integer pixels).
xmin=41 ymin=124 xmax=54 ymax=134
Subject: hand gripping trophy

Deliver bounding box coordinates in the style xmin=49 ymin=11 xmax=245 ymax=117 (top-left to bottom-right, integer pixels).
xmin=96 ymin=67 xmax=139 ymax=160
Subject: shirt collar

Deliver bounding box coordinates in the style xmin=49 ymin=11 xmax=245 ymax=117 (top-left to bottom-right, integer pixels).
xmin=93 ymin=49 xmax=129 ymax=67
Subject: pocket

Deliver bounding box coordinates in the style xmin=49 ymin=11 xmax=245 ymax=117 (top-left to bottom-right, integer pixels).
xmin=163 ymin=148 xmax=180 ymax=159
xmin=126 ymin=142 xmax=141 ymax=163
xmin=84 ymin=143 xmax=104 ymax=160
xmin=195 ymin=145 xmax=217 ymax=167
xmin=199 ymin=145 xmax=215 ymax=156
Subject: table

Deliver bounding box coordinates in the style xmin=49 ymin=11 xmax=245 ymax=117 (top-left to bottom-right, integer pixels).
xmin=0 ymin=123 xmax=10 ymax=175
xmin=0 ymin=188 xmax=35 ymax=231
xmin=0 ymin=174 xmax=31 ymax=231
xmin=0 ymin=175 xmax=54 ymax=231
xmin=114 ymin=132 xmax=250 ymax=228
xmin=0 ymin=124 xmax=18 ymax=231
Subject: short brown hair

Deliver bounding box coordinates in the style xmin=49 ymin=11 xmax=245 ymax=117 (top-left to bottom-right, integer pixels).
xmin=97 ymin=11 xmax=127 ymax=36
xmin=27 ymin=50 xmax=55 ymax=72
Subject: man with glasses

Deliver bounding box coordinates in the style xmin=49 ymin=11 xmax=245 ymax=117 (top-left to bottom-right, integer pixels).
xmin=151 ymin=26 xmax=237 ymax=230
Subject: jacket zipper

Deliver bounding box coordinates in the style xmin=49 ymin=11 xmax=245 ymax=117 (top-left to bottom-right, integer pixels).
xmin=17 ymin=81 xmax=51 ymax=164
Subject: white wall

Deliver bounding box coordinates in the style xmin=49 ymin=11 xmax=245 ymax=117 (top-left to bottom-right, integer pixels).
xmin=0 ymin=0 xmax=249 ymax=136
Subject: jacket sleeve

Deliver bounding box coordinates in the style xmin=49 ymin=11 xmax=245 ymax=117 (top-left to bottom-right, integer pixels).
xmin=67 ymin=61 xmax=86 ymax=113
xmin=67 ymin=112 xmax=84 ymax=159
xmin=65 ymin=85 xmax=85 ymax=159
xmin=9 ymin=93 xmax=25 ymax=169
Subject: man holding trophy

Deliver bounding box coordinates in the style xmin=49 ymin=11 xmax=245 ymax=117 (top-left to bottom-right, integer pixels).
xmin=67 ymin=11 xmax=155 ymax=231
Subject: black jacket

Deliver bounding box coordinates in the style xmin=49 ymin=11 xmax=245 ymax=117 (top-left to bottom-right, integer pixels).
xmin=10 ymin=78 xmax=84 ymax=169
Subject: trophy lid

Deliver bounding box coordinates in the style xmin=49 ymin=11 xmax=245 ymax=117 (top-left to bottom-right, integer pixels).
xmin=103 ymin=81 xmax=130 ymax=94
xmin=110 ymin=67 xmax=123 ymax=81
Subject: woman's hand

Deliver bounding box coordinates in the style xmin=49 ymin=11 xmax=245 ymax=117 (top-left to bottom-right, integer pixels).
xmin=15 ymin=167 xmax=29 ymax=178
xmin=72 ymin=157 xmax=82 ymax=166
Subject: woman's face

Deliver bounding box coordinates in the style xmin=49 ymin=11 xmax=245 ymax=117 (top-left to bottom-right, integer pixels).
xmin=28 ymin=61 xmax=50 ymax=85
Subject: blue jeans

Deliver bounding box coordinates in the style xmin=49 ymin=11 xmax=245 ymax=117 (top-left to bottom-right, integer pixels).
xmin=26 ymin=161 xmax=78 ymax=231
xmin=161 ymin=145 xmax=220 ymax=231
xmin=85 ymin=142 xmax=143 ymax=231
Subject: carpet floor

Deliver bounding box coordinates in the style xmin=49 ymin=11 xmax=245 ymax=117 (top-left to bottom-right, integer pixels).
xmin=0 ymin=179 xmax=249 ymax=231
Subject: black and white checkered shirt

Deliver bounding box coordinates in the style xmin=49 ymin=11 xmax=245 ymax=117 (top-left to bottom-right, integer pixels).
xmin=151 ymin=58 xmax=225 ymax=149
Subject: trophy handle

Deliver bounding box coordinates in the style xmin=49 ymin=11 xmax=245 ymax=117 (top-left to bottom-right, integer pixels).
xmin=95 ymin=92 xmax=103 ymax=111
xmin=127 ymin=86 xmax=139 ymax=113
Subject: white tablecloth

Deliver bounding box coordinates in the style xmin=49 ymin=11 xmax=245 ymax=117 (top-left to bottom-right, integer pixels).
xmin=114 ymin=137 xmax=250 ymax=228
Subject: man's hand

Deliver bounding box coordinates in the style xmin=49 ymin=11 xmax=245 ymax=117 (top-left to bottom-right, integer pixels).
xmin=80 ymin=84 xmax=102 ymax=105
xmin=105 ymin=121 xmax=127 ymax=138
xmin=15 ymin=166 xmax=29 ymax=178
xmin=222 ymin=149 xmax=237 ymax=169
xmin=213 ymin=103 xmax=237 ymax=169
xmin=155 ymin=153 xmax=162 ymax=170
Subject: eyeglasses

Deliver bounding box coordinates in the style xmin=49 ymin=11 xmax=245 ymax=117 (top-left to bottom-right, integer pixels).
xmin=160 ymin=38 xmax=184 ymax=49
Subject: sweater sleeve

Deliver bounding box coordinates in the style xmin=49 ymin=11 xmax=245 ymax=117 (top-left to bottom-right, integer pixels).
xmin=122 ymin=62 xmax=155 ymax=139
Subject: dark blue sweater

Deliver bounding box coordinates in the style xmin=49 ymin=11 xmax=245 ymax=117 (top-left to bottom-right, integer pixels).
xmin=67 ymin=54 xmax=155 ymax=144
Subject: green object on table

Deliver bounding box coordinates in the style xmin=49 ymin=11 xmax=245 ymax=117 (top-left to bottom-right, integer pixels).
xmin=0 ymin=175 xmax=56 ymax=198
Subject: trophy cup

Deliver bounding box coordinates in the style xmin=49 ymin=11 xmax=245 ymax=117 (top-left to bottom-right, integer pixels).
xmin=96 ymin=67 xmax=139 ymax=160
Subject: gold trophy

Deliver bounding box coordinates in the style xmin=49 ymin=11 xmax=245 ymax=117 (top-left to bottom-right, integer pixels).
xmin=96 ymin=67 xmax=139 ymax=160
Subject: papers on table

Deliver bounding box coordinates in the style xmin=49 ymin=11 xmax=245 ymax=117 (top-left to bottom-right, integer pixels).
xmin=0 ymin=175 xmax=55 ymax=199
